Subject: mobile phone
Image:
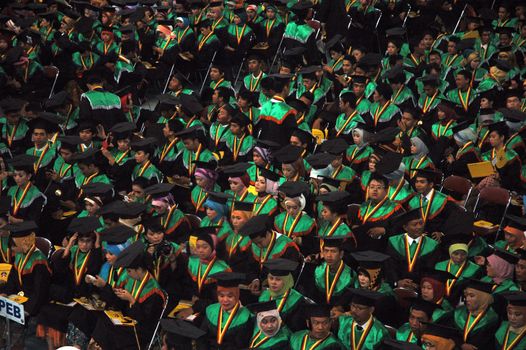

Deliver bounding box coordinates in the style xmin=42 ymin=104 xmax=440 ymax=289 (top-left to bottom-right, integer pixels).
xmin=86 ymin=274 xmax=96 ymax=283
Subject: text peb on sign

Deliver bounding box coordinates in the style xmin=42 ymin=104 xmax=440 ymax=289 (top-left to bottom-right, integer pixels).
xmin=0 ymin=296 xmax=25 ymax=325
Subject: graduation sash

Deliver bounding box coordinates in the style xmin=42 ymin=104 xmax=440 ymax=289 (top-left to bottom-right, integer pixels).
xmin=351 ymin=318 xmax=373 ymax=350
xmin=217 ymin=303 xmax=240 ymax=344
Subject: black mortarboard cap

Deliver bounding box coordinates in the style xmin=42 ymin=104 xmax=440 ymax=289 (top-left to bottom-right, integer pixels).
xmin=383 ymin=339 xmax=422 ymax=350
xmin=206 ymin=191 xmax=232 ymax=204
xmin=506 ymin=214 xmax=526 ymax=231
xmin=194 ymin=160 xmax=217 ymax=172
xmin=239 ymin=215 xmax=271 ymax=238
xmin=375 ymin=151 xmax=403 ymax=176
xmin=144 ymin=183 xmax=175 ymax=198
xmin=320 ymin=236 xmax=345 ymax=249
xmin=305 ymin=304 xmax=330 ymax=318
xmin=412 ymin=168 xmax=441 ymax=183
xmin=81 ymin=182 xmax=114 ymax=198
xmin=278 ymin=181 xmax=310 ymax=198
xmin=161 ymin=319 xmax=206 ymax=344
xmin=350 ymin=250 xmax=390 ymax=269
xmin=211 ymin=271 xmax=246 ymax=287
xmin=245 ymin=300 xmax=278 ymax=314
xmin=222 ymin=162 xmax=251 ymax=177
xmin=319 ymin=138 xmax=348 ymax=155
xmin=422 ymin=268 xmax=456 ymax=283
xmin=131 ymin=137 xmax=157 ymax=151
xmin=100 ymin=224 xmax=135 ymax=244
xmin=392 ymin=208 xmax=422 ymax=227
xmin=67 ymin=216 xmax=102 ymax=234
xmin=411 ymin=298 xmax=440 ymax=317
xmin=500 ymin=108 xmax=526 ymax=123
xmin=44 ymin=91 xmax=70 ymax=109
xmin=291 ymin=128 xmax=315 ymax=145
xmin=264 ymin=258 xmax=299 ymax=276
xmin=273 ymin=145 xmax=304 ymax=164
xmin=464 ymin=278 xmax=494 ymax=294
xmin=0 ymin=97 xmax=25 ymax=113
xmin=487 ymin=121 xmax=509 ymax=135
xmin=70 ymin=149 xmax=99 ymax=163
xmin=493 ymin=246 xmax=520 ymax=264
xmin=113 ymin=240 xmax=146 ymax=268
xmin=306 ymin=153 xmax=337 ymax=170
xmin=110 ymin=122 xmax=135 ymax=138
xmin=256 ymin=139 xmax=281 ymax=150
xmin=173 ymin=125 xmax=205 ymax=140
xmin=231 ymin=111 xmax=251 ymax=127
xmin=4 ymin=221 xmax=38 ymax=237
xmin=232 ymin=201 xmax=254 ymax=212
xmin=257 ymin=166 xmax=280 ymax=182
xmin=421 ymin=322 xmax=461 ymax=341
xmin=504 ymin=292 xmax=526 ymax=307
xmin=58 ymin=136 xmax=83 ymax=150
xmin=316 ymin=191 xmax=349 ymax=203
xmin=348 ymin=288 xmax=382 ymax=306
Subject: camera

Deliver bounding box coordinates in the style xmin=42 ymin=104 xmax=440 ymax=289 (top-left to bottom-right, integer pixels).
xmin=154 ymin=240 xmax=172 ymax=259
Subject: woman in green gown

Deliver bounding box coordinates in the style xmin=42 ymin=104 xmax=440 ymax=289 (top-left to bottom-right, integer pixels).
xmin=246 ymin=301 xmax=291 ymax=349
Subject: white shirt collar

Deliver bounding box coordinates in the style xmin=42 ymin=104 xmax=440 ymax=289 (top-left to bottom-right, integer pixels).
xmin=356 ymin=316 xmax=373 ymax=329
xmin=405 ymin=233 xmax=422 ymax=245
xmin=423 ymin=188 xmax=434 ymax=202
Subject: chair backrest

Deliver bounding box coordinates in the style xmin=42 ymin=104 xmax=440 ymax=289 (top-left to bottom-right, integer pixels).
xmin=442 ymin=175 xmax=472 ymax=195
xmin=347 ymin=204 xmax=361 ymax=226
xmin=147 ymin=290 xmax=169 ymax=350
xmin=35 ymin=237 xmax=53 ymax=258
xmin=384 ymin=325 xmax=398 ymax=338
xmin=185 ymin=214 xmax=202 ymax=231
xmin=479 ymin=187 xmax=510 ymax=206
xmin=393 ymin=287 xmax=418 ymax=309
xmin=50 ymin=248 xmax=65 ymax=264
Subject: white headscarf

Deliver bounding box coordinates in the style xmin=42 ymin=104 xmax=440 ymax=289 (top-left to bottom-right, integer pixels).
xmin=410 ymin=136 xmax=429 ymax=160
xmin=257 ymin=309 xmax=282 ymax=337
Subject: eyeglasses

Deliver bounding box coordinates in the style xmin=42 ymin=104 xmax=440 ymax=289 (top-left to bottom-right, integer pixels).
xmin=368 ymin=186 xmax=385 ymax=190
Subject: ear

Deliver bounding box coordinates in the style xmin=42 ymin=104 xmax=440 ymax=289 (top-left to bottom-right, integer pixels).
xmin=306 ymin=318 xmax=311 ymax=329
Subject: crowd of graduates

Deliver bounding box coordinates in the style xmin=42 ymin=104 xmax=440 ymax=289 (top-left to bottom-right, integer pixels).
xmin=2 ymin=0 xmax=526 ymax=349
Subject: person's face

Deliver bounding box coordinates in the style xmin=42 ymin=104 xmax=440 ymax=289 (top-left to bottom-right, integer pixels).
xmin=367 ymin=180 xmax=387 ymax=201
xmin=230 ymin=211 xmax=248 ymax=231
xmin=212 ymin=90 xmax=220 ymax=105
xmin=195 ymin=240 xmax=213 ymax=260
xmin=267 ymin=274 xmax=285 ymax=292
xmin=404 ymin=218 xmax=425 ymax=238
xmin=455 ymin=74 xmax=469 ymax=89
xmin=217 ymin=107 xmax=230 ymax=123
xmin=206 ymin=207 xmax=218 ymax=220
xmin=252 ymin=232 xmax=271 ymax=249
xmin=414 ymin=177 xmax=433 ymax=194
xmin=146 ymin=230 xmax=164 ymax=245
xmin=499 ymin=34 xmax=512 ymax=47
xmin=247 ymin=59 xmax=259 ymax=72
xmin=447 ymin=41 xmax=457 ymax=54
xmin=372 ymin=90 xmax=381 ymax=102
xmin=101 ymin=32 xmax=112 ymax=42
xmin=195 ymin=175 xmax=208 ymax=189
xmin=321 ymin=205 xmax=337 ymax=222
xmin=401 ymin=112 xmax=417 ymax=129
xmin=78 ymin=237 xmax=94 ymax=253
xmin=237 ymin=97 xmax=248 ymax=109
xmin=358 ymin=272 xmax=371 ymax=288
xmin=218 ymin=290 xmax=237 ymax=310
xmin=229 ymin=178 xmax=245 ymax=193
xmin=260 ymin=315 xmax=279 ymax=335
xmin=266 ymin=8 xmax=276 ymax=19
xmin=322 ymin=246 xmax=342 ymax=266
xmin=229 ymin=123 xmax=242 ymax=135
xmin=134 ymin=150 xmax=149 ymax=163
xmin=489 ymin=131 xmax=505 ymax=148
xmin=352 ymin=83 xmax=365 ymax=96
xmin=59 ymin=148 xmax=74 ymax=163
xmin=352 ymin=131 xmax=362 ymax=145
xmin=480 ymin=97 xmax=491 ymax=109
xmin=168 ymin=76 xmax=181 ymax=91
xmin=423 ymin=85 xmax=436 ymax=96
xmin=351 ymin=49 xmax=365 ymax=62
xmin=506 ymin=96 xmax=521 ymax=110
xmin=209 ymin=67 xmax=222 ymax=81
xmin=309 ymin=317 xmax=331 ymax=339
xmin=130 ymin=184 xmax=145 ymax=200
xmin=281 ymin=164 xmax=296 ymax=180
xmin=420 ymin=281 xmax=434 ymax=301
xmin=498 ymin=6 xmax=509 ymax=19
xmin=451 ymin=250 xmax=467 ymax=265
xmin=79 ymin=129 xmax=94 ymax=142
xmin=289 ymin=136 xmax=304 ymax=148
xmin=350 ymin=303 xmax=372 ymax=323
xmin=117 ymin=139 xmax=130 ymax=151
xmin=342 ymin=59 xmax=353 ymax=74
xmin=464 ymin=288 xmax=479 ymax=311
xmin=85 ymin=200 xmax=100 ymax=215
xmin=285 ymin=200 xmax=300 ymax=217
xmin=507 ymin=305 xmax=526 ymax=329
xmin=516 ymin=259 xmax=526 ymax=282
xmin=13 ymin=170 xmax=31 ymax=187
xmin=386 ymin=42 xmax=398 ymax=55
xmin=368 ymin=156 xmax=378 ymax=172
xmin=255 ymin=176 xmax=267 ymax=193
xmin=408 ymin=309 xmax=429 ymax=334
xmin=183 ymin=138 xmax=199 ymax=151
xmin=302 ymin=78 xmax=315 ymax=90
xmin=505 ymin=230 xmax=521 ymax=245
xmin=105 ymin=251 xmax=117 ymax=264
xmin=330 ymin=156 xmax=343 ymax=169
xmin=253 ymin=151 xmax=264 ymax=166
xmin=162 ymin=123 xmax=173 ymax=138
xmin=421 ymin=34 xmax=433 ymax=49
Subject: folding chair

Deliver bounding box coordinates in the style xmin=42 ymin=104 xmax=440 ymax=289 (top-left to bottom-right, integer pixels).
xmin=147 ymin=290 xmax=169 ymax=350
xmin=35 ymin=237 xmax=53 ymax=258
xmin=440 ymin=175 xmax=474 ymax=208
xmin=472 ymin=187 xmax=511 ymax=242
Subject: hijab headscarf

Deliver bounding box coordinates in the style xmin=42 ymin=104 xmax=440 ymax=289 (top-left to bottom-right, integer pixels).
xmin=257 ymin=310 xmax=282 ymax=337
xmin=453 ymin=127 xmax=477 ymax=144
xmin=284 ymin=195 xmax=306 ymax=212
xmin=204 ymin=199 xmax=228 ymax=221
xmin=195 ymin=167 xmax=218 ymax=190
xmin=268 ymin=273 xmax=295 ymax=298
xmin=12 ymin=233 xmax=36 ymax=253
xmin=358 ymin=266 xmax=382 ymax=290
xmin=465 ymin=287 xmax=493 ymax=313
xmin=411 ymin=136 xmax=429 ymax=159
xmin=487 ymin=253 xmax=515 ymax=284
xmin=352 ymin=128 xmax=371 ymax=148
xmin=421 ymin=277 xmax=445 ymax=303
xmin=197 ymin=233 xmax=218 ymax=264
xmin=254 ymin=147 xmax=272 ymax=165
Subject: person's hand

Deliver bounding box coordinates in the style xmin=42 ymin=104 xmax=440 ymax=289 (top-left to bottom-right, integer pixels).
xmin=176 ymin=307 xmax=194 ymax=319
xmin=398 ymin=279 xmax=418 ymax=290
xmin=322 ymin=65 xmax=333 ymax=74
xmin=248 ymin=279 xmax=260 ymax=295
xmin=92 ymin=275 xmax=107 ymax=288
xmin=446 ymin=154 xmax=455 ymax=164
xmin=431 ymin=231 xmax=444 ymax=242
xmin=367 ymin=227 xmax=386 ymax=238
xmin=147 ymin=244 xmax=156 ymax=255
xmin=7 ymin=215 xmax=23 ymax=224
xmin=114 ymin=288 xmax=135 ymax=304
xmin=67 ymin=233 xmax=78 ymax=248
xmin=48 ymin=169 xmax=61 ymax=181
xmin=461 ymin=344 xmax=478 ymax=350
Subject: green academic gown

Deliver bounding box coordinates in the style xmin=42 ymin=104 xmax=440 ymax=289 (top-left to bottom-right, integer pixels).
xmin=290 ymin=330 xmax=343 ymax=350
xmin=337 ymin=316 xmax=388 ymax=350
xmin=495 ymin=321 xmax=526 ymax=350
xmin=453 ymin=306 xmax=499 ymax=349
